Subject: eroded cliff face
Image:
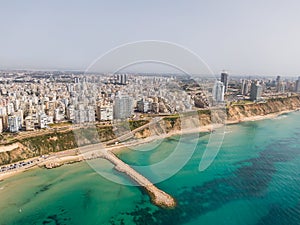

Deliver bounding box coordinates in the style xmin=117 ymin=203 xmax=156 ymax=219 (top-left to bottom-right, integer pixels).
xmin=1 ymin=96 xmax=299 ymax=166
xmin=0 ymin=127 xmax=116 ymax=166
xmin=227 ymin=96 xmax=300 ymax=121
xmin=0 ymin=143 xmax=34 ymax=165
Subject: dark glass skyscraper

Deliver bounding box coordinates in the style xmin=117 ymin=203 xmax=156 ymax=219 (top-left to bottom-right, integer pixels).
xmin=221 ymin=71 xmax=229 ymax=93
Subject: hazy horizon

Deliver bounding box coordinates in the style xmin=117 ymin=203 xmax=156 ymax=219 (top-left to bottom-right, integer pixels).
xmin=1 ymin=1 xmax=300 ymax=76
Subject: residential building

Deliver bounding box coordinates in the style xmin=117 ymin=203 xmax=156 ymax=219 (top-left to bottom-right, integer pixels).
xmin=8 ymin=115 xmax=22 ymax=133
xmin=250 ymin=82 xmax=263 ymax=101
xmin=212 ymin=81 xmax=225 ymax=103
xmin=97 ymin=105 xmax=113 ymax=121
xmin=113 ymin=94 xmax=133 ymax=119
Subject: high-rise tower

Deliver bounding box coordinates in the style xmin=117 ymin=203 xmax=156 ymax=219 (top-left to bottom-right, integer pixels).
xmin=213 ymin=81 xmax=225 ymax=103
xmin=221 ymin=71 xmax=229 ymax=93
xmin=250 ymin=81 xmax=262 ymax=101
xmin=113 ymin=93 xmax=133 ymax=119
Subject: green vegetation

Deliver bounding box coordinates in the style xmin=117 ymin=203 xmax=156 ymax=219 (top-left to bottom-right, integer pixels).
xmin=48 ymin=121 xmax=72 ymax=128
xmin=2 ymin=94 xmax=299 ymax=166
xmin=0 ymin=120 xmax=151 ymax=166
xmin=163 ymin=116 xmax=180 ymax=128
xmin=162 ymin=110 xmax=211 ymax=121
xmin=0 ymin=147 xmax=35 ymax=165
xmin=129 ymin=120 xmax=149 ymax=130
xmin=0 ymin=133 xmax=19 ymax=145
xmin=197 ymin=109 xmax=211 ymax=115
xmin=96 ymin=126 xmax=116 ymax=141
xmin=230 ymin=100 xmax=254 ymax=106
xmin=20 ymin=131 xmax=78 ymax=155
xmin=164 ymin=109 xmax=211 ymax=118
xmin=163 ymin=114 xmax=180 ymax=120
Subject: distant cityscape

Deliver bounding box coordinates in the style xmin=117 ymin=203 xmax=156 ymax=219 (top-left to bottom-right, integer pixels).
xmin=0 ymin=70 xmax=299 ymax=133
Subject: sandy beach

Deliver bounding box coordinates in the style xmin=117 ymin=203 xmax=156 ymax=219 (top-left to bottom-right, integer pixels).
xmin=1 ymin=109 xmax=299 ymax=208
xmin=0 ymin=108 xmax=299 ymax=181
xmin=225 ymin=109 xmax=298 ymax=125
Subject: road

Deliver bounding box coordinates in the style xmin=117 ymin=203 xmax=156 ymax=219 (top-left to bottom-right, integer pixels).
xmin=106 ymin=117 xmax=162 ymax=145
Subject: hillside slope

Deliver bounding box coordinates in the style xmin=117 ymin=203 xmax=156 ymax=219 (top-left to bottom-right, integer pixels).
xmin=1 ymin=96 xmax=299 ymax=166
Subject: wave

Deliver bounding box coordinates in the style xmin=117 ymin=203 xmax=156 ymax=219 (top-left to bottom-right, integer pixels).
xmin=272 ymin=115 xmax=288 ymax=120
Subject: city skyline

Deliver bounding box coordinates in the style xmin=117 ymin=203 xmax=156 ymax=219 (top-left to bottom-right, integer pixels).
xmin=1 ymin=1 xmax=300 ymax=76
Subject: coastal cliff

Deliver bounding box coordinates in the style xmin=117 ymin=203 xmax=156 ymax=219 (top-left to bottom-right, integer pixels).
xmin=0 ymin=143 xmax=34 ymax=165
xmin=0 ymin=126 xmax=115 ymax=165
xmin=227 ymin=96 xmax=300 ymax=121
xmin=0 ymin=96 xmax=299 ymax=166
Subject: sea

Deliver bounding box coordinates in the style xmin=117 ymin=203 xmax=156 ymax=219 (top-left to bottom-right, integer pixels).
xmin=0 ymin=111 xmax=300 ymax=225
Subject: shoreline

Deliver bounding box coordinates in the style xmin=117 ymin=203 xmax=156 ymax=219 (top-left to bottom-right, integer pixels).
xmin=225 ymin=109 xmax=298 ymax=125
xmin=1 ymin=108 xmax=299 ymax=181
xmin=1 ymin=108 xmax=299 ymax=208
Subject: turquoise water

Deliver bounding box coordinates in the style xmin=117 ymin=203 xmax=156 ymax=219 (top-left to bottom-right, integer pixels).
xmin=0 ymin=112 xmax=300 ymax=225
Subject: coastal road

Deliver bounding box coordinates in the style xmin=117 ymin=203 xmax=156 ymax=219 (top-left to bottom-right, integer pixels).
xmin=106 ymin=117 xmax=162 ymax=145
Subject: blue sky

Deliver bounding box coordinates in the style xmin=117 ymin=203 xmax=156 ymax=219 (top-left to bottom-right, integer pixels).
xmin=1 ymin=0 xmax=300 ymax=76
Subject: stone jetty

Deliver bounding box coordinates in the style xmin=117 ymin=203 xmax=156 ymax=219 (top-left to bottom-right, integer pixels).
xmin=102 ymin=151 xmax=176 ymax=208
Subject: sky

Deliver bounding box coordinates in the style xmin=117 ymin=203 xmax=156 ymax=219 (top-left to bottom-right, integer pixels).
xmin=0 ymin=0 xmax=300 ymax=76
